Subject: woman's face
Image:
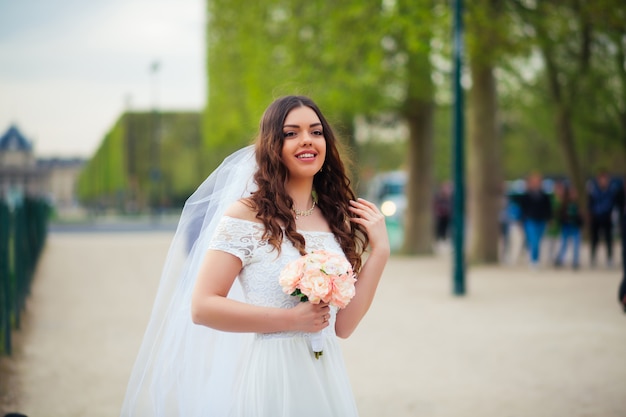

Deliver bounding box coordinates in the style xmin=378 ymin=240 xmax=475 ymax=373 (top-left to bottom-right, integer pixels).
xmin=280 ymin=105 xmax=326 ymax=180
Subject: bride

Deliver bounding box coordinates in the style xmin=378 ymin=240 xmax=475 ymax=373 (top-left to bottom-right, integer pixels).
xmin=120 ymin=95 xmax=389 ymax=416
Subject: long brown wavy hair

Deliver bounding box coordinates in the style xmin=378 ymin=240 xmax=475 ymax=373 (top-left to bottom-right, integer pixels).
xmin=247 ymin=95 xmax=368 ymax=272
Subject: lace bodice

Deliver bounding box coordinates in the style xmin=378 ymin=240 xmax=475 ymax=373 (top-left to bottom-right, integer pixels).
xmin=207 ymin=216 xmax=344 ymax=338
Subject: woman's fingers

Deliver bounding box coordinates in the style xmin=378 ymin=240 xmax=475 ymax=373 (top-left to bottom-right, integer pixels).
xmin=354 ymin=197 xmax=378 ymax=210
xmin=315 ymin=306 xmax=330 ymax=329
xmin=349 ymin=199 xmax=384 ymax=224
xmin=292 ymin=302 xmax=330 ymax=332
xmin=316 ymin=303 xmax=330 ymax=325
xmin=349 ymin=199 xmax=383 ymax=221
xmin=349 ymin=198 xmax=390 ymax=253
xmin=349 ymin=198 xmax=378 ymax=213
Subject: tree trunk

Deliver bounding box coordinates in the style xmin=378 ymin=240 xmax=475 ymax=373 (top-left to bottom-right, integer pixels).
xmin=467 ymin=62 xmax=503 ymax=263
xmin=614 ymin=34 xmax=626 ymax=159
xmin=554 ymin=105 xmax=587 ymax=215
xmin=402 ymin=97 xmax=435 ymax=255
xmin=535 ymin=3 xmax=591 ymax=218
xmin=542 ymin=49 xmax=587 ymax=216
xmin=395 ymin=1 xmax=435 ymax=255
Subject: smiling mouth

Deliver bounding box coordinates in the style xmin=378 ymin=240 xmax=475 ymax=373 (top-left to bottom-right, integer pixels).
xmin=297 ymin=153 xmax=316 ymax=159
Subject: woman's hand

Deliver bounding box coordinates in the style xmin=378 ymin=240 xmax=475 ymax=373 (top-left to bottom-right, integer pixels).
xmin=349 ymin=198 xmax=390 ymax=255
xmin=335 ymin=198 xmax=390 ymax=338
xmin=288 ymin=302 xmax=330 ymax=333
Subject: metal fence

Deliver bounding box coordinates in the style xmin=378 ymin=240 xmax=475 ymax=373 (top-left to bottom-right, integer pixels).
xmin=0 ymin=197 xmax=50 ymax=356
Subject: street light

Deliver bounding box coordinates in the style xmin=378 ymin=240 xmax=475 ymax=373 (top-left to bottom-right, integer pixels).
xmin=150 ymin=60 xmax=161 ymax=216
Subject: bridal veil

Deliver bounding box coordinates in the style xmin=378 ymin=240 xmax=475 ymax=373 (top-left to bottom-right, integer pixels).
xmin=120 ymin=146 xmax=257 ymax=416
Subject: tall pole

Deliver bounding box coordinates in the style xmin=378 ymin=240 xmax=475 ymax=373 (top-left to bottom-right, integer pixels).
xmin=452 ymin=0 xmax=466 ymax=296
xmin=150 ymin=61 xmax=161 ymax=216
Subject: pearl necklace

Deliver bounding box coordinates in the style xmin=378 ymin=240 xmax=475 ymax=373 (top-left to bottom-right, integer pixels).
xmin=292 ymin=200 xmax=316 ymax=219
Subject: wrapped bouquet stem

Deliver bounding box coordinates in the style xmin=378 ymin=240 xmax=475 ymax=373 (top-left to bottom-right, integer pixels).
xmin=279 ymin=250 xmax=356 ymax=359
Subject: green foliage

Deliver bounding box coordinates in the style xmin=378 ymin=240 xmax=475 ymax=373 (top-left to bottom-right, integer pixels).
xmin=77 ymin=112 xmax=204 ymax=210
xmin=357 ymin=139 xmax=407 ymax=190
xmin=76 ymin=127 xmax=127 ymax=208
xmin=433 ymin=104 xmax=452 ymax=181
xmin=75 ymin=0 xmax=626 ymax=219
xmin=204 ymin=0 xmax=397 ymax=171
xmin=201 ymin=0 xmax=626 ymax=187
xmin=466 ymin=0 xmax=530 ymax=68
xmin=355 ymin=104 xmax=452 ymax=188
xmin=506 ymin=0 xmax=626 ymax=178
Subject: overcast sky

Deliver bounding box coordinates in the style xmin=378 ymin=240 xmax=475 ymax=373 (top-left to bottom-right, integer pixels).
xmin=0 ymin=0 xmax=206 ymax=157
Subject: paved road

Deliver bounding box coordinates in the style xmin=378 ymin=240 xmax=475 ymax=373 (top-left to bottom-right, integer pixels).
xmin=2 ymin=231 xmax=625 ymax=417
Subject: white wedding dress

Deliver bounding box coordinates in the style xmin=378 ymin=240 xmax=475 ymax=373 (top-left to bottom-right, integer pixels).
xmin=207 ymin=216 xmax=359 ymax=417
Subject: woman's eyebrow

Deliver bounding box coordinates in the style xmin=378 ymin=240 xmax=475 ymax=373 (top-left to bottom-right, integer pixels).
xmin=283 ymin=122 xmax=322 ymax=128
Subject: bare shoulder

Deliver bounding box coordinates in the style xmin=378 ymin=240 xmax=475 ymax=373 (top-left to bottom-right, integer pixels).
xmin=223 ymin=198 xmax=260 ymax=223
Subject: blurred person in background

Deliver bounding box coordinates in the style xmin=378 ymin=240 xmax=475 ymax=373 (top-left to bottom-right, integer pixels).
xmin=433 ymin=181 xmax=452 ymax=244
xmin=546 ymin=180 xmax=564 ymax=261
xmin=519 ymin=172 xmax=552 ymax=269
xmin=588 ymin=170 xmax=618 ymax=268
xmin=499 ymin=183 xmax=522 ymax=264
xmin=553 ymin=186 xmax=583 ymax=270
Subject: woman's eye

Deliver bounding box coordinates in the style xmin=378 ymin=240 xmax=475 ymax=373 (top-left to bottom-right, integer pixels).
xmin=312 ymin=130 xmax=323 ymax=136
xmin=283 ymin=131 xmax=296 ymax=138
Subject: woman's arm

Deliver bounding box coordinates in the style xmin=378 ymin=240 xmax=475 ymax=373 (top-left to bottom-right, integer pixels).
xmin=192 ymin=248 xmax=330 ymax=333
xmin=191 ymin=201 xmax=330 ymax=334
xmin=335 ymin=198 xmax=390 ymax=338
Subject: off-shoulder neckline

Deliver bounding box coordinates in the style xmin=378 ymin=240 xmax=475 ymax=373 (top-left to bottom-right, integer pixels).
xmin=222 ymin=215 xmax=334 ymax=235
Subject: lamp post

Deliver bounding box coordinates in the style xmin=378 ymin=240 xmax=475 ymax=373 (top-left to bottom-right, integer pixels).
xmin=150 ymin=61 xmax=161 ymax=216
xmin=452 ymin=0 xmax=466 ymax=296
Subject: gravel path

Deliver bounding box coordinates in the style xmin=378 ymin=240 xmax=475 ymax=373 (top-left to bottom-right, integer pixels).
xmin=2 ymin=231 xmax=625 ymax=417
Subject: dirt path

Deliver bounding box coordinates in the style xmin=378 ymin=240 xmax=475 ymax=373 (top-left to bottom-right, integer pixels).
xmin=2 ymin=232 xmax=625 ymax=416
xmin=1 ymin=232 xmax=171 ymax=417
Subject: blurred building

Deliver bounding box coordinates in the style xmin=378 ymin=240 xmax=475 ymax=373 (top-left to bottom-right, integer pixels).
xmin=37 ymin=158 xmax=85 ymax=215
xmin=0 ymin=124 xmax=44 ymax=199
xmin=0 ymin=124 xmax=85 ymax=215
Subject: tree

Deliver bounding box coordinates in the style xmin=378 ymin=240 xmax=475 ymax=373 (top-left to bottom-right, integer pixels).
xmin=464 ymin=0 xmax=518 ymax=263
xmin=381 ymin=0 xmax=442 ymax=255
xmin=204 ymin=0 xmax=387 ymax=173
xmin=574 ymin=2 xmax=626 ymax=169
xmin=511 ymin=0 xmax=626 ymax=214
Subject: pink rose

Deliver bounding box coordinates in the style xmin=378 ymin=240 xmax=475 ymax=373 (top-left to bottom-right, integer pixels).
xmin=278 ymin=256 xmax=305 ymax=295
xmin=330 ymin=272 xmax=356 ymax=308
xmin=279 ymin=250 xmax=356 ymax=308
xmin=278 ymin=250 xmax=357 ymax=360
xmin=299 ymin=270 xmax=332 ymax=304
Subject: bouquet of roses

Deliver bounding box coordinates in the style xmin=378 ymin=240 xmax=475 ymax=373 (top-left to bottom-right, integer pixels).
xmin=279 ymin=249 xmax=357 ymax=359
